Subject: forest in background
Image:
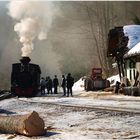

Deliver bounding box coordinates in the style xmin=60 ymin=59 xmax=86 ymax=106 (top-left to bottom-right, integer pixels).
xmin=0 ymin=1 xmax=140 ymax=89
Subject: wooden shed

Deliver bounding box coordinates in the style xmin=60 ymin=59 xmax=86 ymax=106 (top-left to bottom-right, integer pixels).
xmin=107 ymin=25 xmax=140 ymax=96
xmin=124 ymin=42 xmax=140 ymax=86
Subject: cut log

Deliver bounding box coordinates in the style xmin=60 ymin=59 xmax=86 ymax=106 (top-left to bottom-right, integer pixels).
xmin=0 ymin=111 xmax=45 ymax=136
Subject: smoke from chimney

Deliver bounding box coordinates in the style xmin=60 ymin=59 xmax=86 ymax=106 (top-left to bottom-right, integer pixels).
xmin=7 ymin=0 xmax=53 ymax=57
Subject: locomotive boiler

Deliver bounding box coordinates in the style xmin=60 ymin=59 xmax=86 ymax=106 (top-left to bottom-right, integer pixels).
xmin=11 ymin=57 xmax=41 ymax=97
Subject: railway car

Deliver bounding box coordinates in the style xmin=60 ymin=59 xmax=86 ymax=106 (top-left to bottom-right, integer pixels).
xmin=11 ymin=57 xmax=41 ymax=97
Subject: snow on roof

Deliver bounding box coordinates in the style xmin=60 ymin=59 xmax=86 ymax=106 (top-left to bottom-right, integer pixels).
xmin=123 ymin=25 xmax=140 ymax=57
xmin=124 ymin=41 xmax=140 ymax=58
xmin=123 ymin=25 xmax=140 ymax=49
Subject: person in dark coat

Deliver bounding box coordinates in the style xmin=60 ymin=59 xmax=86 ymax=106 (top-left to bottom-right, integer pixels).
xmin=46 ymin=76 xmax=53 ymax=94
xmin=115 ymin=81 xmax=120 ymax=94
xmin=40 ymin=77 xmax=46 ymax=95
xmin=66 ymin=73 xmax=74 ymax=97
xmin=45 ymin=77 xmax=49 ymax=94
xmin=53 ymin=75 xmax=59 ymax=94
xmin=61 ymin=75 xmax=66 ymax=96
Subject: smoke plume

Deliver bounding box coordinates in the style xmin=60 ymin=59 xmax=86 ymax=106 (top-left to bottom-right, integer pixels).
xmin=7 ymin=0 xmax=53 ymax=56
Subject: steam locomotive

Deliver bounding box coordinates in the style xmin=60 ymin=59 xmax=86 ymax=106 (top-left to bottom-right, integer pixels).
xmin=11 ymin=57 xmax=41 ymax=97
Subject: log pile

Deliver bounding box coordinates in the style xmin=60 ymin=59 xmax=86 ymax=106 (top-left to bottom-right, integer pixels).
xmin=0 ymin=111 xmax=45 ymax=136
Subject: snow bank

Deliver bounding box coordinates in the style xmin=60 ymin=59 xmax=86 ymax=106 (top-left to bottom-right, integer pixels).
xmin=107 ymin=74 xmax=120 ymax=86
xmin=73 ymin=78 xmax=85 ymax=93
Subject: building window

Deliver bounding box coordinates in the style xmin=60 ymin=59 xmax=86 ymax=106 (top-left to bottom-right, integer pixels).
xmin=130 ymin=61 xmax=135 ymax=68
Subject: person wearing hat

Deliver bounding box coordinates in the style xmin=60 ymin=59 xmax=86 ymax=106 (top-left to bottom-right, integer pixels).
xmin=53 ymin=75 xmax=59 ymax=94
xmin=61 ymin=75 xmax=66 ymax=96
xmin=40 ymin=77 xmax=46 ymax=95
xmin=66 ymin=73 xmax=74 ymax=97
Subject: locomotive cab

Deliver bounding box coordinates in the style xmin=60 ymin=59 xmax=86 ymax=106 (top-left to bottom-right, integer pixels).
xmin=11 ymin=57 xmax=41 ymax=97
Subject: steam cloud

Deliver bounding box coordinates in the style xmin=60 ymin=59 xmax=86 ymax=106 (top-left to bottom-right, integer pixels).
xmin=7 ymin=0 xmax=53 ymax=56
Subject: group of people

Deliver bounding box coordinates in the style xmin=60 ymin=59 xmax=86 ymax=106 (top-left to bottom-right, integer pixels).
xmin=40 ymin=73 xmax=74 ymax=97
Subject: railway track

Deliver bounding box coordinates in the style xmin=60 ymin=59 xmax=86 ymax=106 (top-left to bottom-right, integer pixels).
xmin=0 ymin=92 xmax=13 ymax=101
xmin=18 ymin=98 xmax=140 ymax=114
xmin=0 ymin=95 xmax=140 ymax=139
xmin=0 ymin=91 xmax=139 ymax=114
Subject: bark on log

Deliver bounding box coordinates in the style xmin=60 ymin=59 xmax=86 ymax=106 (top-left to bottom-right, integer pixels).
xmin=0 ymin=111 xmax=45 ymax=136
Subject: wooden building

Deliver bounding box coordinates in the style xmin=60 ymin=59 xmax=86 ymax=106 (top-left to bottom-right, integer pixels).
xmin=124 ymin=42 xmax=140 ymax=86
xmin=108 ymin=25 xmax=140 ymax=96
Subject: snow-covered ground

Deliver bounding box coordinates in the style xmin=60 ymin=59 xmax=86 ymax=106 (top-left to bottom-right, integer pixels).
xmin=0 ymin=92 xmax=140 ymax=140
xmin=73 ymin=77 xmax=85 ymax=94
xmin=20 ymin=95 xmax=140 ymax=111
xmin=107 ymin=74 xmax=120 ymax=86
xmin=0 ymin=77 xmax=140 ymax=140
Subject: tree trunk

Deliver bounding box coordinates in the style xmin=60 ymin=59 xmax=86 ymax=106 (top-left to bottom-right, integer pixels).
xmin=0 ymin=111 xmax=45 ymax=136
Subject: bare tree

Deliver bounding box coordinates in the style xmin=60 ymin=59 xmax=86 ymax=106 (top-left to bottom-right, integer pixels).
xmin=81 ymin=2 xmax=116 ymax=77
xmin=50 ymin=1 xmax=140 ymax=78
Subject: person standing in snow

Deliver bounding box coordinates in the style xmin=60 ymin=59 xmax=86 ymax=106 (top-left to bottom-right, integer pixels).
xmin=46 ymin=76 xmax=53 ymax=94
xmin=40 ymin=77 xmax=46 ymax=95
xmin=53 ymin=75 xmax=59 ymax=94
xmin=61 ymin=75 xmax=66 ymax=96
xmin=66 ymin=73 xmax=74 ymax=97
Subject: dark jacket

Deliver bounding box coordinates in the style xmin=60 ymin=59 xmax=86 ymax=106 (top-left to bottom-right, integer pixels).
xmin=53 ymin=78 xmax=59 ymax=87
xmin=66 ymin=75 xmax=74 ymax=88
xmin=61 ymin=77 xmax=66 ymax=87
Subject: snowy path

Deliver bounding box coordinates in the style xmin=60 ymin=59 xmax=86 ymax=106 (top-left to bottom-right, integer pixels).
xmin=0 ymin=93 xmax=140 ymax=140
xmin=19 ymin=95 xmax=140 ymax=113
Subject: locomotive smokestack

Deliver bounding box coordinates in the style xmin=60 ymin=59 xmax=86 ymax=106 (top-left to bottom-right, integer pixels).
xmin=20 ymin=57 xmax=31 ymax=65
